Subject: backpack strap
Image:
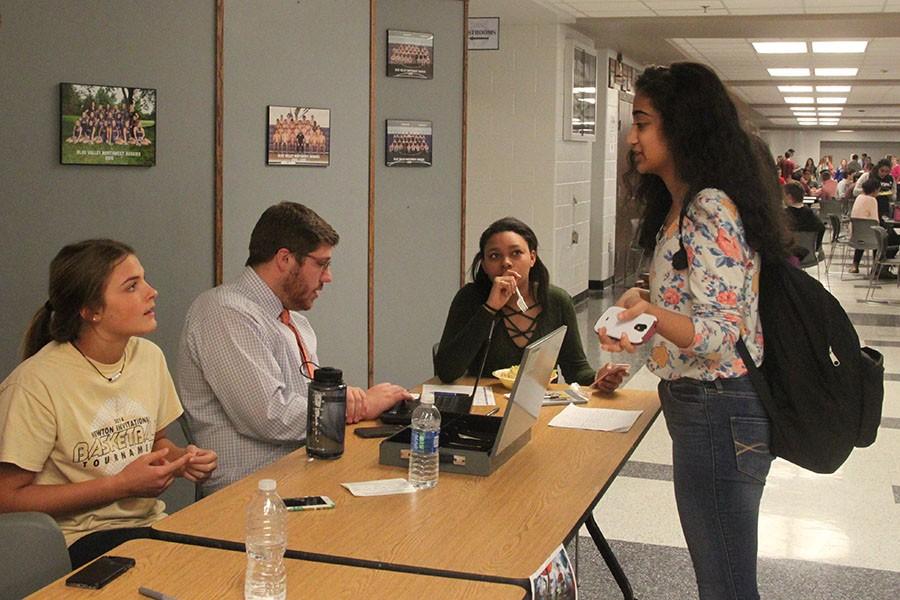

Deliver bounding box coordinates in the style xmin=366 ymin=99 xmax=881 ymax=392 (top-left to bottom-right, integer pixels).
xmin=736 ymin=338 xmax=772 ymax=409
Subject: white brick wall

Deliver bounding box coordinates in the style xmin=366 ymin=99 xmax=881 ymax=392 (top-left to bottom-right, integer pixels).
xmin=466 ymin=22 xmax=593 ymax=297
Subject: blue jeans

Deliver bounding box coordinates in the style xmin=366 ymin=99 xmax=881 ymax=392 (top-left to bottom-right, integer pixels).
xmin=659 ymin=376 xmax=774 ymax=600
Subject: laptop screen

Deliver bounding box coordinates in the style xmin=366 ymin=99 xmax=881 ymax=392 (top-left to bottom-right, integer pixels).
xmin=491 ymin=325 xmax=567 ymax=457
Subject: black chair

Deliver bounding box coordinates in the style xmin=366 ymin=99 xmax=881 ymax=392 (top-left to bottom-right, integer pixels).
xmin=865 ymin=226 xmax=900 ymax=302
xmin=795 ymin=231 xmax=825 ymax=281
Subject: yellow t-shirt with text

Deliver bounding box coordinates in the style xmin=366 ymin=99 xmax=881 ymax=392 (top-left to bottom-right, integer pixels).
xmin=0 ymin=337 xmax=182 ymax=545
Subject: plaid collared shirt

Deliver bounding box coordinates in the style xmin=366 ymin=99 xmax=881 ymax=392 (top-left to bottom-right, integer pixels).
xmin=177 ymin=267 xmax=317 ymax=493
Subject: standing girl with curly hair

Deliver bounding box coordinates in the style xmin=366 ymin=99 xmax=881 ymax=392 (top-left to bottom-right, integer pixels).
xmin=598 ymin=62 xmax=790 ymax=600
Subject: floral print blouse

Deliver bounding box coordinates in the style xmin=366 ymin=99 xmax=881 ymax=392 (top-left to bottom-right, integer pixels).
xmin=647 ymin=188 xmax=763 ymax=381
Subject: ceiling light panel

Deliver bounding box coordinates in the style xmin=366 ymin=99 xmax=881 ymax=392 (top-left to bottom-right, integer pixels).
xmin=784 ymin=96 xmax=814 ymax=104
xmin=816 ymin=97 xmax=847 ymax=104
xmin=815 ymin=86 xmax=852 ymax=93
xmin=778 ymin=85 xmax=813 ymax=93
xmin=753 ymin=41 xmax=808 ymax=54
xmin=811 ymin=41 xmax=868 ymax=53
xmin=768 ymin=68 xmax=810 ymax=77
xmin=814 ymin=68 xmax=858 ymax=77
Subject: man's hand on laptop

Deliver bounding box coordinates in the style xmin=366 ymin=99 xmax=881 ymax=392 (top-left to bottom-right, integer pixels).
xmin=345 ymin=386 xmax=368 ymax=424
xmin=363 ymin=383 xmax=413 ymax=420
xmin=344 ymin=383 xmax=412 ymax=424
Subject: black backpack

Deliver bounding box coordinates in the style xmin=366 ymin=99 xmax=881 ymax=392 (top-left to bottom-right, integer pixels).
xmin=736 ymin=258 xmax=884 ymax=474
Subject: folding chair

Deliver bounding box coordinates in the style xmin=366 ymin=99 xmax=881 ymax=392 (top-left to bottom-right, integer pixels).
xmin=795 ymin=230 xmax=825 ymax=281
xmin=826 ymin=213 xmax=848 ymax=270
xmin=842 ymin=218 xmax=879 ymax=279
xmin=0 ymin=512 xmax=71 ymax=598
xmin=865 ymin=226 xmax=900 ymax=302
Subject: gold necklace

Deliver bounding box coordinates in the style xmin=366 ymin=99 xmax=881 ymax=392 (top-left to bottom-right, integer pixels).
xmin=71 ymin=342 xmax=126 ymax=382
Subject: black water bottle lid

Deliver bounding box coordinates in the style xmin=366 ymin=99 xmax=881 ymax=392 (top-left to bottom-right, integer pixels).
xmin=313 ymin=366 xmax=343 ymax=384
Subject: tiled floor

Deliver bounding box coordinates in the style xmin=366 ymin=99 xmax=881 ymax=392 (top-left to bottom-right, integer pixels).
xmin=572 ymin=235 xmax=900 ymax=598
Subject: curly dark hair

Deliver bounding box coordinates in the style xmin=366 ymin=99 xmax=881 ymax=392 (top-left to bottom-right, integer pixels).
xmin=470 ymin=217 xmax=550 ymax=308
xmin=626 ymin=62 xmax=790 ymax=263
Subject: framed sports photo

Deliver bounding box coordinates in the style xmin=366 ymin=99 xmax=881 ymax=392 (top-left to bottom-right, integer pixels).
xmin=59 ymin=82 xmax=157 ymax=166
xmin=266 ymin=106 xmax=330 ymax=166
xmin=563 ymin=41 xmax=598 ymax=142
xmin=385 ymin=119 xmax=432 ymax=167
xmin=386 ymin=30 xmax=434 ymax=79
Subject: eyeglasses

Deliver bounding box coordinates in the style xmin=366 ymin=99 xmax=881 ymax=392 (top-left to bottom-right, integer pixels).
xmin=298 ymin=254 xmax=332 ymax=273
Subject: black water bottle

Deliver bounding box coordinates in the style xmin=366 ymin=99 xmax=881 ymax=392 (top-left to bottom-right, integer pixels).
xmin=306 ymin=367 xmax=347 ymax=459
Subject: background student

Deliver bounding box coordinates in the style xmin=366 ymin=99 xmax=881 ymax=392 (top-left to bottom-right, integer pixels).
xmin=435 ymin=217 xmax=624 ymax=392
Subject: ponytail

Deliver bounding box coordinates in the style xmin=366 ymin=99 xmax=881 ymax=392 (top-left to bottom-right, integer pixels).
xmin=21 ymin=304 xmax=54 ymax=360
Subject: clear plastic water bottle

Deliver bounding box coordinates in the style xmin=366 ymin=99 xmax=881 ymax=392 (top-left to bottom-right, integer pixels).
xmin=408 ymin=397 xmax=441 ymax=489
xmin=245 ymin=479 xmax=287 ymax=600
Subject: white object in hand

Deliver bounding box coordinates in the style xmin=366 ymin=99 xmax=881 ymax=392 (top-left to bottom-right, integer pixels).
xmin=593 ymin=306 xmax=657 ymax=345
xmin=514 ymin=287 xmax=529 ymax=312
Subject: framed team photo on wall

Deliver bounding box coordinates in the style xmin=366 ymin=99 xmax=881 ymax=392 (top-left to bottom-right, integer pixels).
xmin=385 ymin=119 xmax=432 ymax=167
xmin=386 ymin=30 xmax=434 ymax=79
xmin=266 ymin=106 xmax=330 ymax=166
xmin=59 ymin=82 xmax=157 ymax=166
xmin=563 ymin=40 xmax=598 ymax=142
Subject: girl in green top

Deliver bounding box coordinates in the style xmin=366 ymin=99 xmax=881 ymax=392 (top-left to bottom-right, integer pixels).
xmin=435 ymin=217 xmax=623 ymax=391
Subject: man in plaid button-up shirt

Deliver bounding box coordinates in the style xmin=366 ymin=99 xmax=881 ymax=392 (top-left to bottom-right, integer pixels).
xmin=177 ymin=203 xmax=410 ymax=493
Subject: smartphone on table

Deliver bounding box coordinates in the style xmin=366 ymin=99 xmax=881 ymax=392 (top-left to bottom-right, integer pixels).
xmin=283 ymin=495 xmax=335 ymax=511
xmin=65 ymin=555 xmax=136 ymax=589
xmin=354 ymin=425 xmax=404 ymax=438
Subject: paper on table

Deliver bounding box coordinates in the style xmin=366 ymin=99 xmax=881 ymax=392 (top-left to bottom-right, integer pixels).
xmin=421 ymin=384 xmax=495 ymax=406
xmin=548 ymin=404 xmax=642 ymax=433
xmin=342 ymin=478 xmax=417 ymax=497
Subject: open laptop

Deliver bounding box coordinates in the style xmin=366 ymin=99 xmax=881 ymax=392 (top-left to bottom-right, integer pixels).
xmin=483 ymin=324 xmax=566 ymax=457
xmin=379 ymin=325 xmax=567 ymax=475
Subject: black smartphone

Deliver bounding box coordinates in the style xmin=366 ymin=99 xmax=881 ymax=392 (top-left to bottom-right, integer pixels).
xmin=354 ymin=425 xmax=403 ymax=438
xmin=283 ymin=495 xmax=335 ymax=511
xmin=65 ymin=555 xmax=136 ymax=589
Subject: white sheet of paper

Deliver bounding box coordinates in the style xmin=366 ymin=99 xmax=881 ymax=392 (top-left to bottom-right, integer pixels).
xmin=420 ymin=384 xmax=495 ymax=406
xmin=341 ymin=478 xmax=417 ymax=497
xmin=548 ymin=404 xmax=642 ymax=433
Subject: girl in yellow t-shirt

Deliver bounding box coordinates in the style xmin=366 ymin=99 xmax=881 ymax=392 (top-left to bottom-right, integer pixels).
xmin=0 ymin=239 xmax=218 ymax=568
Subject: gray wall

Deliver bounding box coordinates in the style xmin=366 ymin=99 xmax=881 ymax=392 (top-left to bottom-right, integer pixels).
xmin=1 ymin=0 xmax=464 ymax=397
xmin=222 ymin=0 xmax=372 ymax=387
xmin=820 ymin=141 xmax=900 ymax=166
xmin=374 ymin=0 xmax=464 ymax=386
xmin=0 ymin=0 xmax=215 ymax=377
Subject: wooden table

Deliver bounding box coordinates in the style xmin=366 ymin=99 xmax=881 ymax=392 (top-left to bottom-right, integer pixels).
xmin=154 ymin=382 xmax=659 ymax=597
xmin=28 ymin=539 xmax=526 ymax=599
